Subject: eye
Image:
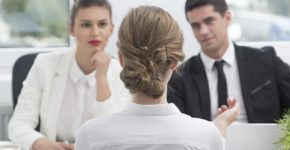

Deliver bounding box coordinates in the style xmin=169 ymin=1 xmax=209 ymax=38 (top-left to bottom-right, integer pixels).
xmin=191 ymin=23 xmax=200 ymax=30
xmin=81 ymin=23 xmax=91 ymax=28
xmin=99 ymin=21 xmax=108 ymax=28
xmin=204 ymin=17 xmax=214 ymax=25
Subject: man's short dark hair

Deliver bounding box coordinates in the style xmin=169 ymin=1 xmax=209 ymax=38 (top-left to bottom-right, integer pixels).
xmin=185 ymin=0 xmax=228 ymax=19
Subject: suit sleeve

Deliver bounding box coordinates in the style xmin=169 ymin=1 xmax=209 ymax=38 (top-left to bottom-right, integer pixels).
xmin=167 ymin=68 xmax=186 ymax=113
xmin=270 ymin=47 xmax=290 ymax=113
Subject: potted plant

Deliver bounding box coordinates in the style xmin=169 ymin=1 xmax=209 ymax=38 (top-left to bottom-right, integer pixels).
xmin=274 ymin=109 xmax=290 ymax=150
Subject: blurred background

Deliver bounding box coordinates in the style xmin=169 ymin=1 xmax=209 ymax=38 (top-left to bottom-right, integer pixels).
xmin=227 ymin=0 xmax=290 ymax=42
xmin=0 ymin=0 xmax=289 ymax=48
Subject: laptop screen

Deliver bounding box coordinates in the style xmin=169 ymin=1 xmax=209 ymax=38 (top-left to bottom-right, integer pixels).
xmin=226 ymin=123 xmax=281 ymax=150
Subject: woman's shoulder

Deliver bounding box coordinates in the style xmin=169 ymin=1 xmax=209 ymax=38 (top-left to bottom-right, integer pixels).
xmin=175 ymin=115 xmax=223 ymax=147
xmin=33 ymin=49 xmax=74 ymax=69
xmin=177 ymin=114 xmax=219 ymax=133
xmin=36 ymin=49 xmax=73 ymax=62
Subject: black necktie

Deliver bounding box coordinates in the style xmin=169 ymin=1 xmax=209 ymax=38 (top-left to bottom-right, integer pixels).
xmin=214 ymin=60 xmax=228 ymax=107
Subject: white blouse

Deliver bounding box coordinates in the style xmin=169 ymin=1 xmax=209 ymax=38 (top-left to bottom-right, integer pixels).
xmin=75 ymin=103 xmax=224 ymax=150
xmin=57 ymin=56 xmax=131 ymax=142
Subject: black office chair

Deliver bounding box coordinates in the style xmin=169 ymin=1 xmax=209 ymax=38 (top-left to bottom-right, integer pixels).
xmin=12 ymin=52 xmax=40 ymax=131
xmin=12 ymin=53 xmax=39 ymax=108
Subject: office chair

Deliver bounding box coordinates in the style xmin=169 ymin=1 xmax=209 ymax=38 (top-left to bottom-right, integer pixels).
xmin=12 ymin=52 xmax=40 ymax=131
xmin=12 ymin=52 xmax=39 ymax=108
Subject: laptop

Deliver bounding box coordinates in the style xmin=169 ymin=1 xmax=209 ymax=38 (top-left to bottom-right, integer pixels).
xmin=226 ymin=123 xmax=281 ymax=150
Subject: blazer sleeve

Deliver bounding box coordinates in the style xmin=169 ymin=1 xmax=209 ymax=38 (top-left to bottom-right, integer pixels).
xmin=167 ymin=68 xmax=186 ymax=113
xmin=269 ymin=47 xmax=290 ymax=112
xmin=8 ymin=55 xmax=45 ymax=150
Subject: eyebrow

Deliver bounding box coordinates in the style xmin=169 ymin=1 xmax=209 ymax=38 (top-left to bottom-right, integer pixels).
xmin=203 ymin=16 xmax=215 ymax=22
xmin=80 ymin=19 xmax=108 ymax=22
xmin=190 ymin=16 xmax=215 ymax=25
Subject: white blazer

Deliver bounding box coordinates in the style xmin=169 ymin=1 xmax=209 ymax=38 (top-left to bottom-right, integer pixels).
xmin=8 ymin=49 xmax=132 ymax=149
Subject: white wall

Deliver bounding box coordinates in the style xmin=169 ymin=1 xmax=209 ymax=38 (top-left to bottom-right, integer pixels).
xmin=106 ymin=0 xmax=200 ymax=60
xmin=1 ymin=0 xmax=290 ymax=106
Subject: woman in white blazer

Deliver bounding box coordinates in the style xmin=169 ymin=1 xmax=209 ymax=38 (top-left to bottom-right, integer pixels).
xmin=8 ymin=0 xmax=131 ymax=149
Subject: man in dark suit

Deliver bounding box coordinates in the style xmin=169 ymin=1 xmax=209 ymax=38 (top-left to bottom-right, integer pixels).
xmin=168 ymin=0 xmax=290 ymax=123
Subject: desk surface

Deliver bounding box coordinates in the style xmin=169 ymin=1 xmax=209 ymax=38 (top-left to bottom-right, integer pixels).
xmin=0 ymin=141 xmax=20 ymax=150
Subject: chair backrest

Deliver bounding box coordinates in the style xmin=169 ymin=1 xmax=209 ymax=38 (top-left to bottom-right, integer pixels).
xmin=12 ymin=53 xmax=39 ymax=108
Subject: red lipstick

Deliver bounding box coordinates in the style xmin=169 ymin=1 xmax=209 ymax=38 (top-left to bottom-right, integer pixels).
xmin=89 ymin=40 xmax=101 ymax=46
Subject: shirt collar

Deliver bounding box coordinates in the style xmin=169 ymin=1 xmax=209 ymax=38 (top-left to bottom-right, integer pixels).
xmin=123 ymin=103 xmax=181 ymax=116
xmin=222 ymin=41 xmax=235 ymax=68
xmin=70 ymin=54 xmax=96 ymax=87
xmin=200 ymin=40 xmax=235 ymax=71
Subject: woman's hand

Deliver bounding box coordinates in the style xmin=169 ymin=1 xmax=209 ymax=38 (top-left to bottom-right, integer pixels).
xmin=213 ymin=98 xmax=240 ymax=137
xmin=91 ymin=51 xmax=111 ymax=79
xmin=32 ymin=138 xmax=74 ymax=150
xmin=91 ymin=51 xmax=112 ymax=101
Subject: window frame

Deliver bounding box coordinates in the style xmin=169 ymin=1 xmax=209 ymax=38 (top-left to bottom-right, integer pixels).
xmin=0 ymin=0 xmax=74 ymax=68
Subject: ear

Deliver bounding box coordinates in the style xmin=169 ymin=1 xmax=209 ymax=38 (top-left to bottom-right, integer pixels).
xmin=224 ymin=10 xmax=232 ymax=27
xmin=69 ymin=24 xmax=75 ymax=37
xmin=118 ymin=51 xmax=124 ymax=67
xmin=170 ymin=62 xmax=178 ymax=70
xmin=109 ymin=23 xmax=114 ymax=36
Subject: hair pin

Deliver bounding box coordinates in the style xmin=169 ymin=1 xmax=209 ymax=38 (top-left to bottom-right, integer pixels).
xmin=165 ymin=42 xmax=169 ymax=60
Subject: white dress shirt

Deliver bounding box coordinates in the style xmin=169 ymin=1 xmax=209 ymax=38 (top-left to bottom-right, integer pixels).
xmin=200 ymin=41 xmax=248 ymax=122
xmin=75 ymin=103 xmax=224 ymax=150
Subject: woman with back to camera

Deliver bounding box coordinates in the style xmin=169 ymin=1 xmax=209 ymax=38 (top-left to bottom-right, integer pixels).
xmin=75 ymin=6 xmax=240 ymax=150
xmin=8 ymin=0 xmax=131 ymax=149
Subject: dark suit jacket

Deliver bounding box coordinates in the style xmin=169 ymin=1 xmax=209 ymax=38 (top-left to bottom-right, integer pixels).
xmin=167 ymin=44 xmax=290 ymax=123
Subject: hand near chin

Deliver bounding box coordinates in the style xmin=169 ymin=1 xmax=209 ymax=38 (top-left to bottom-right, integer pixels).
xmin=91 ymin=51 xmax=111 ymax=79
xmin=213 ymin=98 xmax=241 ymax=137
xmin=91 ymin=51 xmax=112 ymax=101
xmin=32 ymin=138 xmax=74 ymax=150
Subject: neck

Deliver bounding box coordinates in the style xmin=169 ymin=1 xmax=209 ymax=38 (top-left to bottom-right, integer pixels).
xmin=204 ymin=38 xmax=230 ymax=59
xmin=133 ymin=85 xmax=168 ymax=105
xmin=75 ymin=50 xmax=95 ymax=75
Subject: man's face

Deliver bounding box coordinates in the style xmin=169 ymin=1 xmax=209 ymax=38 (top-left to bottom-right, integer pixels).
xmin=187 ymin=5 xmax=231 ymax=57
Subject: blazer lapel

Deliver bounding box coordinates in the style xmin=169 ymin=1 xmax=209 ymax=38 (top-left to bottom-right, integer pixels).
xmin=191 ymin=55 xmax=211 ymax=120
xmin=235 ymin=44 xmax=252 ymax=122
xmin=46 ymin=50 xmax=74 ymax=140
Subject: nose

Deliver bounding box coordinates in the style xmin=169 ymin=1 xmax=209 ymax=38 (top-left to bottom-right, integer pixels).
xmin=199 ymin=24 xmax=209 ymax=35
xmin=90 ymin=25 xmax=100 ymax=36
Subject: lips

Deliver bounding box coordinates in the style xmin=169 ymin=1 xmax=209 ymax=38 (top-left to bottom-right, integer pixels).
xmin=202 ymin=37 xmax=214 ymax=44
xmin=89 ymin=40 xmax=101 ymax=46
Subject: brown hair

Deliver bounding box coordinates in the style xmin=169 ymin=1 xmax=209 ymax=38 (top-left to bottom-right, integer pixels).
xmin=185 ymin=0 xmax=228 ymax=20
xmin=117 ymin=6 xmax=185 ymax=98
xmin=70 ymin=0 xmax=112 ymax=26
